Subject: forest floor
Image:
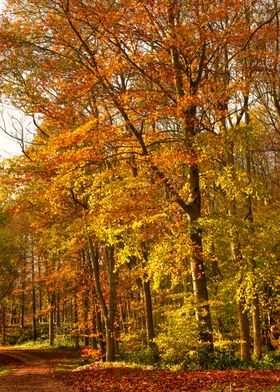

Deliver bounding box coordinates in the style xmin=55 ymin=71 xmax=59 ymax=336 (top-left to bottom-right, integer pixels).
xmin=0 ymin=348 xmax=79 ymax=392
xmin=0 ymin=348 xmax=280 ymax=391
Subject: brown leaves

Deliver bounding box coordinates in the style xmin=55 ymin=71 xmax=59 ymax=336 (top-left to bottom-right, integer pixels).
xmin=63 ymin=365 xmax=280 ymax=392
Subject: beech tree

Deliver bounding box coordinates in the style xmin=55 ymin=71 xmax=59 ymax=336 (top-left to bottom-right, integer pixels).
xmin=0 ymin=0 xmax=279 ymax=362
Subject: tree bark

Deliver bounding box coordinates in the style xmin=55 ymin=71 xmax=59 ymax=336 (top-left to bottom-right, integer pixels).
xmin=83 ymin=292 xmax=90 ymax=346
xmin=252 ymin=297 xmax=262 ymax=360
xmin=183 ymin=123 xmax=213 ymax=347
xmin=167 ymin=3 xmax=213 ymax=348
xmin=143 ymin=278 xmax=155 ymax=346
xmin=230 ymin=224 xmax=251 ymax=361
xmin=245 ymin=196 xmax=262 ymax=360
xmin=56 ymin=294 xmax=61 ymax=328
xmin=73 ymin=295 xmax=80 ymax=349
xmin=32 ymin=287 xmax=37 ymax=341
xmin=238 ymin=298 xmax=251 ymax=361
xmin=95 ymin=306 xmax=106 ymax=360
xmin=21 ymin=270 xmax=25 ymax=329
xmin=88 ymin=238 xmax=116 ymax=361
xmin=141 ymin=249 xmax=157 ymax=351
xmin=190 ymin=228 xmax=213 ymax=345
xmin=105 ymin=245 xmax=116 ymax=361
xmin=245 ymin=145 xmax=262 ymax=360
xmin=38 ymin=257 xmax=43 ymax=323
xmin=31 ymin=249 xmax=37 ymax=341
xmin=48 ymin=294 xmax=55 ymax=346
xmin=1 ymin=307 xmax=6 ymax=345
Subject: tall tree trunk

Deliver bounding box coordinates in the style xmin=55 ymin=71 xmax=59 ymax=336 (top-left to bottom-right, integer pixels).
xmin=95 ymin=305 xmax=106 ymax=360
xmin=38 ymin=257 xmax=43 ymax=323
xmin=21 ymin=268 xmax=26 ymax=329
xmin=141 ymin=250 xmax=157 ymax=351
xmin=88 ymin=238 xmax=116 ymax=361
xmin=48 ymin=294 xmax=55 ymax=346
xmin=83 ymin=292 xmax=90 ymax=346
xmin=56 ymin=294 xmax=61 ymax=328
xmin=230 ymin=214 xmax=252 ymax=361
xmin=1 ymin=307 xmax=6 ymax=345
xmin=225 ymin=135 xmax=252 ymax=360
xmin=241 ymin=103 xmax=262 ymax=359
xmin=32 ymin=287 xmax=37 ymax=341
xmin=245 ymin=156 xmax=262 ymax=360
xmin=238 ymin=298 xmax=251 ymax=361
xmin=167 ymin=3 xmax=213 ymax=348
xmin=142 ymin=278 xmax=155 ymax=346
xmin=31 ymin=249 xmax=37 ymax=341
xmin=142 ymin=276 xmax=159 ymax=362
xmin=105 ymin=245 xmax=116 ymax=361
xmin=91 ymin=297 xmax=98 ymax=350
xmin=189 ymin=223 xmax=213 ymax=346
xmin=252 ymin=297 xmax=262 ymax=360
xmin=73 ymin=295 xmax=80 ymax=349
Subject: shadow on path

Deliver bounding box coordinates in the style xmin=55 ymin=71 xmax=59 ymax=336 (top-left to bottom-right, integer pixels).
xmin=0 ymin=348 xmax=78 ymax=392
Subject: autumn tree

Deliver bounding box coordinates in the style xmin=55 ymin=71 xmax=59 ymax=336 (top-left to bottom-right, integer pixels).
xmin=0 ymin=0 xmax=280 ymax=361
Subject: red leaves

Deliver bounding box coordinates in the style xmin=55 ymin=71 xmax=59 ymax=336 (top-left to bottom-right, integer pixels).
xmin=81 ymin=346 xmax=102 ymax=362
xmin=63 ymin=366 xmax=280 ymax=392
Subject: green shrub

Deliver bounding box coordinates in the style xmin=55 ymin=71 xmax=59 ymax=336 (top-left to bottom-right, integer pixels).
xmin=196 ymin=348 xmax=243 ymax=370
xmin=154 ymin=302 xmax=199 ymax=366
xmin=16 ymin=329 xmax=34 ymax=344
xmin=255 ymin=350 xmax=280 ymax=369
xmin=121 ymin=345 xmax=160 ymax=366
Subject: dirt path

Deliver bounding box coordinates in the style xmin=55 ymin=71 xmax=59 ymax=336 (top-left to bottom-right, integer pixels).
xmin=0 ymin=348 xmax=79 ymax=392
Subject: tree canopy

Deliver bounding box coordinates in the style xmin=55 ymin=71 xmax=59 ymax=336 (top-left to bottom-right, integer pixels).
xmin=0 ymin=0 xmax=279 ymax=366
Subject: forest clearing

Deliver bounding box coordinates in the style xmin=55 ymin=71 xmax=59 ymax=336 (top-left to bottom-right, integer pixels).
xmin=0 ymin=0 xmax=279 ymax=390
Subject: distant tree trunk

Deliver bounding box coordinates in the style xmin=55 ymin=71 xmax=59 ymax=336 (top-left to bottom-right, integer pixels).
xmin=120 ymin=302 xmax=128 ymax=334
xmin=135 ymin=277 xmax=146 ymax=346
xmin=1 ymin=307 xmax=6 ymax=345
xmin=142 ymin=276 xmax=159 ymax=362
xmin=38 ymin=257 xmax=43 ymax=323
xmin=61 ymin=301 xmax=66 ymax=324
xmin=105 ymin=245 xmax=116 ymax=361
xmin=141 ymin=249 xmax=157 ymax=351
xmin=230 ymin=228 xmax=251 ymax=361
xmin=244 ymin=140 xmax=262 ymax=360
xmin=88 ymin=289 xmax=100 ymax=350
xmin=56 ymin=294 xmax=61 ymax=328
xmin=225 ymin=136 xmax=252 ymax=360
xmin=83 ymin=292 xmax=90 ymax=346
xmin=31 ymin=249 xmax=37 ymax=341
xmin=32 ymin=287 xmax=37 ymax=341
xmin=91 ymin=299 xmax=98 ymax=350
xmin=87 ymin=257 xmax=105 ymax=357
xmin=95 ymin=306 xmax=106 ymax=360
xmin=48 ymin=294 xmax=55 ymax=346
xmin=245 ymin=199 xmax=262 ymax=360
xmin=49 ymin=311 xmax=54 ymax=346
xmin=21 ymin=272 xmax=25 ymax=329
xmin=252 ymin=297 xmax=262 ymax=359
xmin=73 ymin=295 xmax=80 ymax=349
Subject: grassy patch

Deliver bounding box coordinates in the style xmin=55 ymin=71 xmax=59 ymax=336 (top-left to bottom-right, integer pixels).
xmin=3 ymin=340 xmax=51 ymax=350
xmin=53 ymin=358 xmax=82 ymax=372
xmin=3 ymin=337 xmax=78 ymax=350
xmin=0 ymin=366 xmax=13 ymax=377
